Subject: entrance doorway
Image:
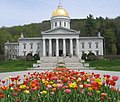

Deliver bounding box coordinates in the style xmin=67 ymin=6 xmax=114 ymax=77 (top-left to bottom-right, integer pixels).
xmin=59 ymin=50 xmax=63 ymax=56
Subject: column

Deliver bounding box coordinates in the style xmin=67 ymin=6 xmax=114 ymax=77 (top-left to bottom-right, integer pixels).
xmin=49 ymin=39 xmax=52 ymax=56
xmin=63 ymin=39 xmax=66 ymax=57
xmin=70 ymin=39 xmax=73 ymax=57
xmin=43 ymin=39 xmax=46 ymax=56
xmin=76 ymin=39 xmax=79 ymax=58
xmin=56 ymin=39 xmax=59 ymax=57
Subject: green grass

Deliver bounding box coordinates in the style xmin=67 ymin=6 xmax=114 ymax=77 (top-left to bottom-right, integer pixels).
xmin=0 ymin=60 xmax=36 ymax=73
xmin=87 ymin=59 xmax=120 ymax=71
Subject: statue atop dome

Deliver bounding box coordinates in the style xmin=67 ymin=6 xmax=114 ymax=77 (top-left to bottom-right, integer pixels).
xmin=59 ymin=0 xmax=62 ymax=7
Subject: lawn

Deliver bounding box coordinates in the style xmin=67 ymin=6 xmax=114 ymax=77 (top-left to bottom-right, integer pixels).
xmin=0 ymin=60 xmax=35 ymax=73
xmin=88 ymin=59 xmax=120 ymax=71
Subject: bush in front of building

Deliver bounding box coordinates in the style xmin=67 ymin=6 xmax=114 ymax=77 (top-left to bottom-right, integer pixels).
xmin=26 ymin=53 xmax=34 ymax=61
xmin=34 ymin=54 xmax=40 ymax=61
xmin=81 ymin=53 xmax=87 ymax=61
xmin=87 ymin=52 xmax=96 ymax=61
xmin=0 ymin=54 xmax=5 ymax=62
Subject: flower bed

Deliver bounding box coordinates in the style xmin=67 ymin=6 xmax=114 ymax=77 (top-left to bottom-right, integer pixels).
xmin=0 ymin=68 xmax=120 ymax=102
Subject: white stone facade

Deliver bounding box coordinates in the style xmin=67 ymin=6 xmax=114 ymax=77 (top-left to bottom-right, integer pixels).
xmin=4 ymin=6 xmax=104 ymax=60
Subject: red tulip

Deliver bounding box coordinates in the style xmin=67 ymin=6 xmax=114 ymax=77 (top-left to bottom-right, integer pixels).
xmin=104 ymin=74 xmax=110 ymax=79
xmin=1 ymin=80 xmax=5 ymax=84
xmin=94 ymin=74 xmax=100 ymax=78
xmin=112 ymin=76 xmax=119 ymax=81
xmin=101 ymin=93 xmax=107 ymax=97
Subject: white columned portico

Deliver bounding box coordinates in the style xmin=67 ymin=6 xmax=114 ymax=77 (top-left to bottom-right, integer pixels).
xmin=70 ymin=39 xmax=73 ymax=57
xmin=43 ymin=39 xmax=46 ymax=56
xmin=49 ymin=39 xmax=52 ymax=56
xmin=76 ymin=39 xmax=79 ymax=58
xmin=63 ymin=39 xmax=66 ymax=56
xmin=56 ymin=39 xmax=59 ymax=56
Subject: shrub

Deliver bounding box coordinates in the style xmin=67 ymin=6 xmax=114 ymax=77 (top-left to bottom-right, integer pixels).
xmin=34 ymin=54 xmax=40 ymax=61
xmin=87 ymin=52 xmax=96 ymax=61
xmin=81 ymin=53 xmax=87 ymax=61
xmin=0 ymin=54 xmax=5 ymax=62
xmin=26 ymin=53 xmax=33 ymax=61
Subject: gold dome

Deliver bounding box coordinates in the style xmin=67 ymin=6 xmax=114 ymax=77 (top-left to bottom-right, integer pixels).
xmin=52 ymin=6 xmax=69 ymax=17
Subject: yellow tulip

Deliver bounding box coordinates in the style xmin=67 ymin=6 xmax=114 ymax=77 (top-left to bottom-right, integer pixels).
xmin=24 ymin=90 xmax=30 ymax=94
xmin=19 ymin=85 xmax=26 ymax=89
xmin=41 ymin=90 xmax=47 ymax=95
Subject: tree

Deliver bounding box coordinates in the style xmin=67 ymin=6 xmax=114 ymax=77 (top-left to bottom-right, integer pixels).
xmin=87 ymin=52 xmax=96 ymax=61
xmin=26 ymin=53 xmax=33 ymax=61
xmin=104 ymin=29 xmax=117 ymax=55
xmin=85 ymin=14 xmax=96 ymax=36
xmin=81 ymin=53 xmax=87 ymax=61
xmin=34 ymin=54 xmax=40 ymax=61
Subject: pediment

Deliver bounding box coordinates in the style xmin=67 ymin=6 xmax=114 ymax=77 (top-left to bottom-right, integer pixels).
xmin=42 ymin=27 xmax=80 ymax=34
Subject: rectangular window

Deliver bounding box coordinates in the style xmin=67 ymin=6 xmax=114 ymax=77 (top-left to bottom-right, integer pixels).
xmin=55 ymin=22 xmax=57 ymax=27
xmin=30 ymin=51 xmax=33 ymax=55
xmin=64 ymin=22 xmax=66 ymax=27
xmin=96 ymin=42 xmax=99 ymax=49
xmin=23 ymin=43 xmax=26 ymax=49
xmin=82 ymin=51 xmax=85 ymax=54
xmin=96 ymin=50 xmax=99 ymax=55
xmin=59 ymin=22 xmax=62 ymax=26
xmin=37 ymin=43 xmax=40 ymax=49
xmin=30 ymin=43 xmax=33 ymax=49
xmin=89 ymin=50 xmax=92 ymax=53
xmin=81 ymin=42 xmax=85 ymax=49
xmin=88 ymin=42 xmax=92 ymax=49
xmin=23 ymin=51 xmax=26 ymax=56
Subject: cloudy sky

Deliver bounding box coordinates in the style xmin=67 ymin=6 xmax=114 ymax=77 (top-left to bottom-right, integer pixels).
xmin=0 ymin=0 xmax=119 ymax=27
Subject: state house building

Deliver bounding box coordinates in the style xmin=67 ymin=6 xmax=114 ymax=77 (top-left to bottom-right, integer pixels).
xmin=5 ymin=5 xmax=103 ymax=60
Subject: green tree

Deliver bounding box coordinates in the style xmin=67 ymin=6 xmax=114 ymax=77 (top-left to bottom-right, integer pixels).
xmin=104 ymin=29 xmax=117 ymax=55
xmin=85 ymin=14 xmax=96 ymax=36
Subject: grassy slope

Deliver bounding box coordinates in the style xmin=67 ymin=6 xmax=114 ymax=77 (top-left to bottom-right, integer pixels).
xmin=0 ymin=60 xmax=35 ymax=73
xmin=88 ymin=59 xmax=120 ymax=71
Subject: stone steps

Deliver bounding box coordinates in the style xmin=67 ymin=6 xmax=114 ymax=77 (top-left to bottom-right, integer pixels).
xmin=30 ymin=57 xmax=87 ymax=70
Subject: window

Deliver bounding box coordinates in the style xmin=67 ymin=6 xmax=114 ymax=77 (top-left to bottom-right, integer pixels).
xmin=81 ymin=42 xmax=85 ymax=49
xmin=82 ymin=51 xmax=85 ymax=54
xmin=30 ymin=43 xmax=33 ymax=49
xmin=88 ymin=42 xmax=92 ymax=49
xmin=89 ymin=50 xmax=92 ymax=53
xmin=55 ymin=22 xmax=57 ymax=27
xmin=30 ymin=51 xmax=33 ymax=55
xmin=95 ymin=42 xmax=99 ymax=49
xmin=96 ymin=50 xmax=99 ymax=55
xmin=23 ymin=51 xmax=26 ymax=56
xmin=36 ymin=51 xmax=40 ymax=55
xmin=37 ymin=43 xmax=40 ymax=49
xmin=59 ymin=22 xmax=62 ymax=27
xmin=23 ymin=43 xmax=26 ymax=49
xmin=64 ymin=22 xmax=66 ymax=27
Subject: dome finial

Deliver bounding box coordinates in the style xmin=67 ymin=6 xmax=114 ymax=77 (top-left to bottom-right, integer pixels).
xmin=58 ymin=0 xmax=62 ymax=7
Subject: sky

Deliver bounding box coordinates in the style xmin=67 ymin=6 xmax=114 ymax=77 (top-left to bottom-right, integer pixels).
xmin=0 ymin=0 xmax=119 ymax=27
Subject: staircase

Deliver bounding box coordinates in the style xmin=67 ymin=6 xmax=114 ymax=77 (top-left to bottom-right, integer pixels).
xmin=64 ymin=57 xmax=86 ymax=69
xmin=29 ymin=57 xmax=87 ymax=70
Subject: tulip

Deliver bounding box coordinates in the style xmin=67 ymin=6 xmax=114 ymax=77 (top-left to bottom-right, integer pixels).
xmin=101 ymin=93 xmax=107 ymax=97
xmin=1 ymin=80 xmax=5 ymax=84
xmin=88 ymin=92 xmax=92 ymax=96
xmin=64 ymin=89 xmax=71 ymax=94
xmin=41 ymin=90 xmax=47 ymax=95
xmin=112 ymin=76 xmax=119 ymax=81
xmin=79 ymin=84 xmax=83 ymax=88
xmin=47 ymin=84 xmax=52 ymax=89
xmin=24 ymin=90 xmax=30 ymax=94
xmin=19 ymin=85 xmax=26 ymax=89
